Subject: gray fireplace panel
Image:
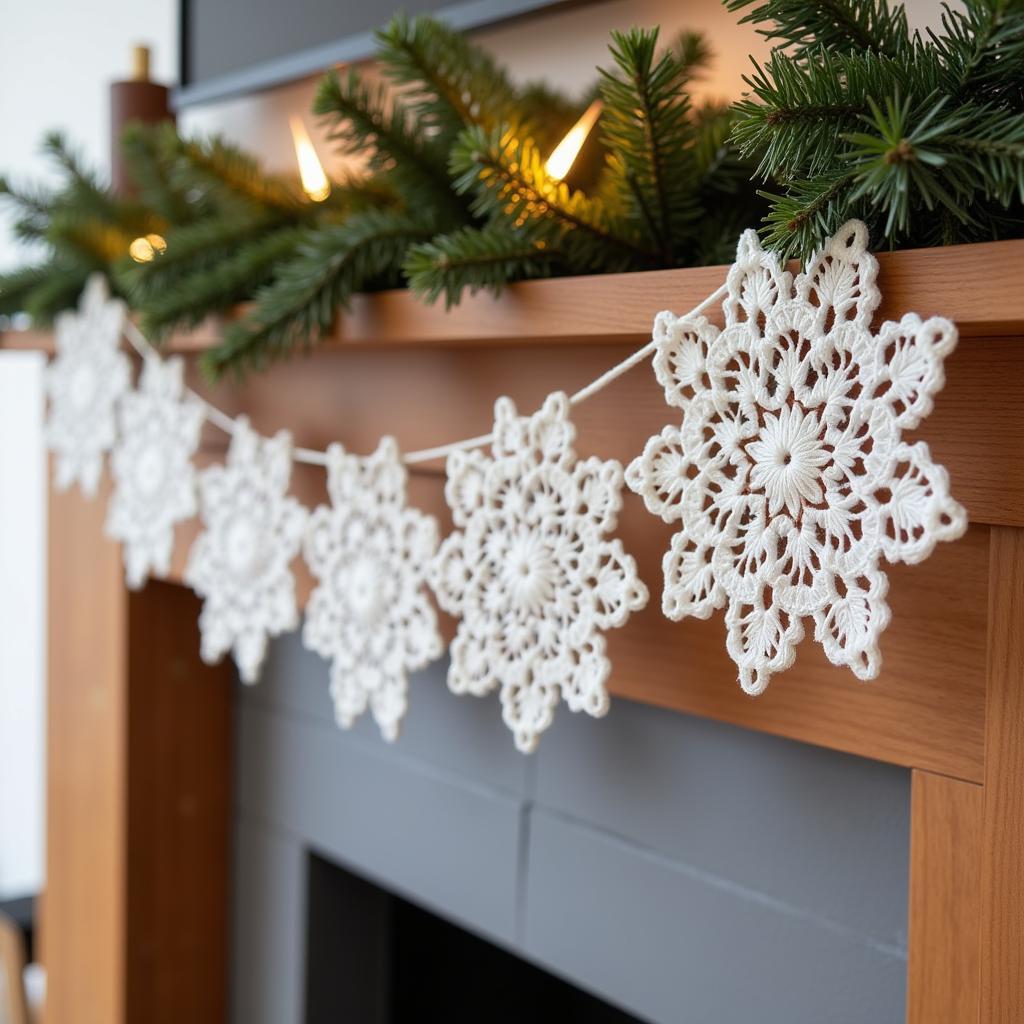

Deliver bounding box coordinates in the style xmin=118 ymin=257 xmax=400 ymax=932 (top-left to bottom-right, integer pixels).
xmin=524 ymin=808 xmax=906 ymax=1024
xmin=230 ymin=633 xmax=909 ymax=1022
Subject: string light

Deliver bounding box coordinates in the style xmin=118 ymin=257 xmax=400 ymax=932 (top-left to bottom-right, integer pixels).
xmin=128 ymin=233 xmax=167 ymax=263
xmin=544 ymin=100 xmax=603 ymax=181
xmin=290 ymin=116 xmax=331 ymax=202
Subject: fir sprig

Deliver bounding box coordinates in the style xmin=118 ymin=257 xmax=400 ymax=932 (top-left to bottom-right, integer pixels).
xmin=731 ymin=0 xmax=1024 ymax=256
xmin=205 ymin=211 xmax=435 ymax=378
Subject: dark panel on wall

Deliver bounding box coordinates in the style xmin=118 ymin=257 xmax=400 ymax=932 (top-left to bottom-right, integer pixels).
xmin=177 ymin=0 xmax=591 ymax=107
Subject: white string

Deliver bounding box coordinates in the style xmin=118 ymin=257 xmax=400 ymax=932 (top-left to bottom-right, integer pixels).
xmin=120 ymin=281 xmax=728 ymax=468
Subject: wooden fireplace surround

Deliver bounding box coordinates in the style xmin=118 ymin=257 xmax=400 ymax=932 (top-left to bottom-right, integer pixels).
xmin=6 ymin=238 xmax=1024 ymax=1023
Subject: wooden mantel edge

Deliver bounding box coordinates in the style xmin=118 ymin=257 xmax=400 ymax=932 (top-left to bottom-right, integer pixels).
xmin=4 ymin=237 xmax=1023 ymax=357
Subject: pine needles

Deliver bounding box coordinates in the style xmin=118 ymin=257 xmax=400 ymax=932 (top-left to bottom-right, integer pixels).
xmin=729 ymin=0 xmax=1024 ymax=256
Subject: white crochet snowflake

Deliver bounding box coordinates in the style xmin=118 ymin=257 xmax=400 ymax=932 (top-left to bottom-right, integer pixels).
xmin=626 ymin=220 xmax=967 ymax=695
xmin=185 ymin=417 xmax=307 ymax=684
xmin=303 ymin=437 xmax=442 ymax=741
xmin=45 ymin=274 xmax=130 ymax=497
xmin=106 ymin=357 xmax=205 ymax=589
xmin=430 ymin=392 xmax=648 ymax=753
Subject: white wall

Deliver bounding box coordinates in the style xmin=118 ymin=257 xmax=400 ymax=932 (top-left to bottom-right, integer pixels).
xmin=0 ymin=0 xmax=178 ymax=270
xmin=0 ymin=0 xmax=177 ymax=901
xmin=0 ymin=352 xmax=46 ymax=899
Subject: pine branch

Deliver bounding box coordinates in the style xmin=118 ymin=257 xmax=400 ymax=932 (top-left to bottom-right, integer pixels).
xmin=0 ymin=175 xmax=53 ymax=242
xmin=725 ymin=0 xmax=911 ymax=58
xmin=0 ymin=260 xmax=92 ymax=323
xmin=599 ymin=27 xmax=700 ymax=260
xmin=41 ymin=132 xmax=126 ymax=225
xmin=173 ymin=134 xmax=305 ymax=213
xmin=843 ymin=94 xmax=972 ymax=237
xmin=119 ymin=212 xmax=282 ymax=304
xmin=314 ymin=68 xmax=463 ymax=221
xmin=0 ymin=263 xmax=58 ymax=317
xmin=451 ymin=125 xmax=654 ymax=272
xmin=732 ymin=46 xmax=945 ymax=178
xmin=757 ymin=172 xmax=859 ymax=257
xmin=931 ymin=0 xmax=1024 ymax=102
xmin=375 ymin=14 xmax=521 ymax=143
xmin=842 ymin=95 xmax=1024 ymax=235
xmin=204 ymin=211 xmax=435 ymax=378
xmin=120 ymin=122 xmax=201 ymax=225
xmin=404 ymin=222 xmax=560 ymax=307
xmin=515 ymin=82 xmax=588 ymax=152
xmin=134 ymin=226 xmax=306 ymax=339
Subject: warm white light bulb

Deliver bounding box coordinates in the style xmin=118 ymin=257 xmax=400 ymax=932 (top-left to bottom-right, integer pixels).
xmin=544 ymin=100 xmax=603 ymax=181
xmin=290 ymin=116 xmax=331 ymax=202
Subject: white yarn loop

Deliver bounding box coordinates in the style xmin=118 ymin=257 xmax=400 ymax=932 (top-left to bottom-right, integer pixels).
xmin=121 ymin=283 xmax=730 ymax=469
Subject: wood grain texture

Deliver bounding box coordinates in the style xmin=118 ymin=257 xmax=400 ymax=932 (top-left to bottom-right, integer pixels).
xmin=42 ymin=470 xmax=231 ymax=1024
xmin=979 ymin=527 xmax=1024 ymax=1023
xmin=908 ymin=771 xmax=983 ymax=1024
xmin=126 ymin=581 xmax=232 ymax=1024
xmin=43 ymin=470 xmax=127 ymax=1024
xmin=3 ymin=239 xmax=1023 ymax=360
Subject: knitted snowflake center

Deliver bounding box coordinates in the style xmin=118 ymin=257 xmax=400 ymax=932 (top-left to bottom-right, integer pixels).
xmin=501 ymin=528 xmax=559 ymax=615
xmin=224 ymin=514 xmax=272 ymax=579
xmin=68 ymin=363 xmax=100 ymax=410
xmin=133 ymin=442 xmax=169 ymax=496
xmin=746 ymin=405 xmax=830 ymax=518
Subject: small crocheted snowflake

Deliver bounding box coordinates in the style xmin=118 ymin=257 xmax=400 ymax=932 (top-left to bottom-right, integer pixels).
xmin=45 ymin=274 xmax=130 ymax=497
xmin=303 ymin=437 xmax=442 ymax=741
xmin=106 ymin=357 xmax=205 ymax=589
xmin=185 ymin=417 xmax=307 ymax=684
xmin=430 ymin=392 xmax=648 ymax=753
xmin=626 ymin=220 xmax=967 ymax=694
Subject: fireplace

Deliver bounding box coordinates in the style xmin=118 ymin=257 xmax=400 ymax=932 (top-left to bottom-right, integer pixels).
xmin=304 ymin=851 xmax=642 ymax=1023
xmin=229 ymin=635 xmax=910 ymax=1024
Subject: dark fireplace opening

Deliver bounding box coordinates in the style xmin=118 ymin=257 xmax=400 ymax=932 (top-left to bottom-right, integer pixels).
xmin=304 ymin=851 xmax=644 ymax=1024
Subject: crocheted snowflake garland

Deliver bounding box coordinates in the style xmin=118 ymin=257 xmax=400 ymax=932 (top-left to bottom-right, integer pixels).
xmin=303 ymin=437 xmax=442 ymax=741
xmin=185 ymin=417 xmax=308 ymax=684
xmin=430 ymin=392 xmax=648 ymax=753
xmin=626 ymin=220 xmax=967 ymax=695
xmin=106 ymin=357 xmax=205 ymax=589
xmin=44 ymin=274 xmax=130 ymax=497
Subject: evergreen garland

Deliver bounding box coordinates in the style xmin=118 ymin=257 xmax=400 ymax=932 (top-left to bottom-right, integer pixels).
xmin=4 ymin=4 xmax=1021 ymax=379
xmin=729 ymin=0 xmax=1024 ymax=256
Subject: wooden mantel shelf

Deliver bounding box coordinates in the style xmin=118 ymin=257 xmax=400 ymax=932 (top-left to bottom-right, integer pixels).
xmin=5 ymin=238 xmax=1024 ymax=359
xmin=10 ymin=237 xmax=1024 ymax=1024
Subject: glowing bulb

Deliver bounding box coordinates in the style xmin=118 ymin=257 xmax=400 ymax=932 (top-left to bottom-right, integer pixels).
xmin=128 ymin=233 xmax=166 ymax=263
xmin=544 ymin=100 xmax=603 ymax=181
xmin=290 ymin=116 xmax=331 ymax=202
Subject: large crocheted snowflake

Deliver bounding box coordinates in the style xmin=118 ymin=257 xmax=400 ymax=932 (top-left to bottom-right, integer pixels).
xmin=185 ymin=417 xmax=307 ymax=684
xmin=626 ymin=220 xmax=967 ymax=694
xmin=45 ymin=274 xmax=130 ymax=496
xmin=430 ymin=392 xmax=648 ymax=753
xmin=303 ymin=437 xmax=442 ymax=741
xmin=106 ymin=357 xmax=205 ymax=589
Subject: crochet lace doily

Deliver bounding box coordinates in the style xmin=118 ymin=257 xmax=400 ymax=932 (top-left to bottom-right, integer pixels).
xmin=106 ymin=357 xmax=205 ymax=589
xmin=45 ymin=274 xmax=130 ymax=497
xmin=430 ymin=391 xmax=648 ymax=753
xmin=185 ymin=417 xmax=308 ymax=684
xmin=303 ymin=437 xmax=442 ymax=741
xmin=625 ymin=220 xmax=967 ymax=694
